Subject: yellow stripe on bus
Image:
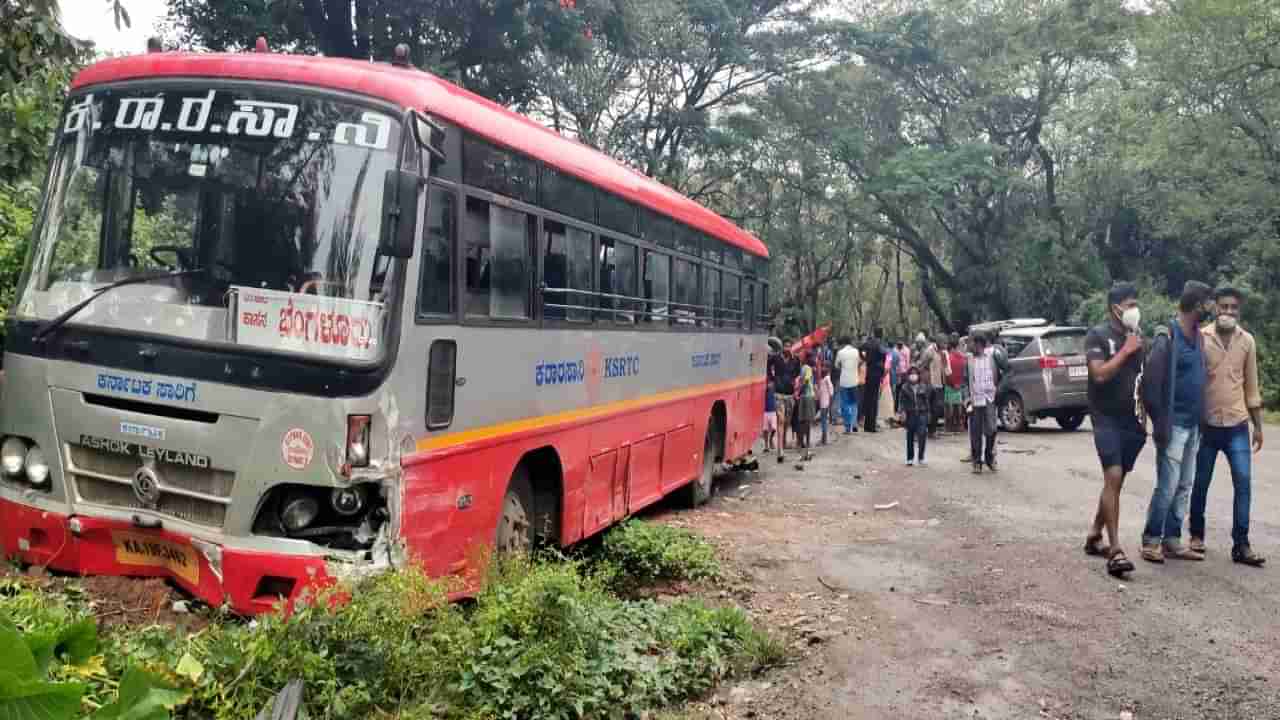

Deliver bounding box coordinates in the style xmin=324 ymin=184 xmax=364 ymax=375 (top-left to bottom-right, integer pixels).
xmin=414 ymin=376 xmax=762 ymax=453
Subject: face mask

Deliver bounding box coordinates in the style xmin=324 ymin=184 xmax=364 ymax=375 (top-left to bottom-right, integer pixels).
xmin=1217 ymin=315 xmax=1238 ymax=331
xmin=908 ymin=375 xmax=919 ymax=384
xmin=1116 ymin=306 xmax=1140 ymax=331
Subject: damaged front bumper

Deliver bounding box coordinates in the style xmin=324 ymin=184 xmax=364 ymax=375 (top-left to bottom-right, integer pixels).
xmin=0 ymin=496 xmax=394 ymax=615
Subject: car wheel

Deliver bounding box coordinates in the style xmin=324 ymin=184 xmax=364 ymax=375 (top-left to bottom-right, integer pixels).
xmin=1056 ymin=412 xmax=1086 ymax=431
xmin=999 ymin=393 xmax=1028 ymax=432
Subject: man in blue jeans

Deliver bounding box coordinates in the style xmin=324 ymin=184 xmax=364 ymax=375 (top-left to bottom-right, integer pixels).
xmin=1190 ymin=287 xmax=1266 ymax=566
xmin=1138 ymin=281 xmax=1212 ymax=563
xmin=835 ymin=336 xmax=860 ymax=434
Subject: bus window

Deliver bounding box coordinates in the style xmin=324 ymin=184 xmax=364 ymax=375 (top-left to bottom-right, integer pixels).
xmin=758 ymin=282 xmax=768 ymax=326
xmin=642 ymin=250 xmax=669 ymax=323
xmin=426 ymin=339 xmax=457 ymax=429
xmin=721 ymin=273 xmax=740 ymax=328
xmin=743 ymin=279 xmax=755 ymax=331
xmin=539 ymin=166 xmax=596 ymax=225
xmin=643 ymin=210 xmax=674 ymax=249
xmin=672 ymin=257 xmax=699 ymax=326
xmin=598 ymin=191 xmax=637 ymax=236
xmin=418 ymin=186 xmax=455 ymax=316
xmin=598 ymin=237 xmax=637 ymax=324
xmin=465 ymin=196 xmax=532 ymax=320
xmin=463 ymin=135 xmax=536 ymax=204
xmin=700 ymin=266 xmax=720 ymax=328
xmin=543 ymin=220 xmax=593 ymax=322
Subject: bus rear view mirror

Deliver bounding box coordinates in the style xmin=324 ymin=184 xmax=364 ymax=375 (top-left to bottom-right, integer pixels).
xmin=380 ymin=169 xmax=420 ymax=259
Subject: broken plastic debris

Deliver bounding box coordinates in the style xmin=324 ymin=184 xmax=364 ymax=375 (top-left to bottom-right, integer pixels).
xmin=874 ymin=501 xmax=900 ymax=511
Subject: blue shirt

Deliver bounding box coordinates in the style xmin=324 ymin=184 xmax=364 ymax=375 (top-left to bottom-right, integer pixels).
xmin=764 ymin=387 xmax=776 ymax=413
xmin=889 ymin=350 xmax=901 ymax=386
xmin=1171 ymin=319 xmax=1206 ymax=428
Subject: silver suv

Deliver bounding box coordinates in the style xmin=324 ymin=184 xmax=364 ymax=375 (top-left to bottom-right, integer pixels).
xmin=968 ymin=319 xmax=1090 ymax=432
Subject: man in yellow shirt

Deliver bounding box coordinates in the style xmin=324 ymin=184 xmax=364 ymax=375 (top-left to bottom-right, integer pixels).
xmin=1189 ymin=287 xmax=1265 ymax=567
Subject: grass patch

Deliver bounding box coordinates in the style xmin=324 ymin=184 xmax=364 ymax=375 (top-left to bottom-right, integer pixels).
xmin=1264 ymin=409 xmax=1280 ymax=427
xmin=592 ymin=520 xmax=721 ymax=593
xmin=0 ymin=523 xmax=781 ymax=720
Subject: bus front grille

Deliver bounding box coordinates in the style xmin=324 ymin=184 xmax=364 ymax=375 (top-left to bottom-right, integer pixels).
xmin=65 ymin=445 xmax=235 ymax=529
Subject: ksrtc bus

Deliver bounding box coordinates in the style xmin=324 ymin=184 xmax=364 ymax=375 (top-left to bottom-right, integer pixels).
xmin=0 ymin=44 xmax=770 ymax=614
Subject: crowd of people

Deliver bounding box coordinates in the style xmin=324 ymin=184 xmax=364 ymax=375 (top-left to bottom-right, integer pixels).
xmin=765 ymin=327 xmax=1010 ymax=473
xmin=765 ymin=280 xmax=1267 ymax=582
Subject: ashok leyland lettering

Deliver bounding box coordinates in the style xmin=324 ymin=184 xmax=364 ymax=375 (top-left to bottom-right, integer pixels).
xmin=0 ymin=46 xmax=769 ymax=614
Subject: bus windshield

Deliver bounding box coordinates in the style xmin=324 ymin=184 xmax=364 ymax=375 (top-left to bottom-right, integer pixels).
xmin=16 ymin=85 xmax=403 ymax=364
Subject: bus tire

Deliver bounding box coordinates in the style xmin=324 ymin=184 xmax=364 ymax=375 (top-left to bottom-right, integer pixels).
xmin=496 ymin=466 xmax=535 ymax=554
xmin=679 ymin=426 xmax=717 ymax=508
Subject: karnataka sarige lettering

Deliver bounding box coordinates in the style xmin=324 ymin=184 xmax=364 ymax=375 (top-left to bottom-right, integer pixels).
xmin=536 ymin=361 xmax=586 ymax=387
xmin=96 ymin=373 xmax=197 ymax=403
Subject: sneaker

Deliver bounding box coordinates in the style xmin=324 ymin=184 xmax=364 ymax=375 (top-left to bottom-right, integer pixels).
xmin=918 ymin=459 xmax=927 ymax=467
xmin=1233 ymin=545 xmax=1266 ymax=567
xmin=906 ymin=459 xmax=915 ymax=466
xmin=987 ymin=461 xmax=999 ymax=473
xmin=972 ymin=463 xmax=983 ymax=475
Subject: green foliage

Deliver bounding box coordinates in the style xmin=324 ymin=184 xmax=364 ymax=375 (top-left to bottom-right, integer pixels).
xmin=1 ymin=539 xmax=774 ymax=720
xmin=0 ymin=581 xmax=187 ymax=720
xmin=594 ymin=520 xmax=720 ymax=592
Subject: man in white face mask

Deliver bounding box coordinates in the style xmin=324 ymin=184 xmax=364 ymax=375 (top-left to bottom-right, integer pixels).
xmin=1082 ymin=282 xmax=1147 ymax=578
xmin=1189 ymin=287 xmax=1266 ymax=567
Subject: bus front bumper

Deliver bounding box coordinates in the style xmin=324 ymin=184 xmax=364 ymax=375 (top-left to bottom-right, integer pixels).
xmin=0 ymin=497 xmax=332 ymax=615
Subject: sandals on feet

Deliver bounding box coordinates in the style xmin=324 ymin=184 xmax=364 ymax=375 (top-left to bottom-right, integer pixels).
xmin=1084 ymin=535 xmax=1110 ymax=557
xmin=1163 ymin=544 xmax=1205 ymax=561
xmin=1107 ymin=550 xmax=1135 ymax=577
xmin=1140 ymin=545 xmax=1165 ymax=564
xmin=1189 ymin=537 xmax=1207 ymax=554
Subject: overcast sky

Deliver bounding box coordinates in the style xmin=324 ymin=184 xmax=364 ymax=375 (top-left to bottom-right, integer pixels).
xmin=59 ymin=0 xmax=169 ymax=55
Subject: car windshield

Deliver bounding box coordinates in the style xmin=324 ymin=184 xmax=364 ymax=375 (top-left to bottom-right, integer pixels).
xmin=1041 ymin=332 xmax=1086 ymax=357
xmin=16 ymin=84 xmax=403 ymax=363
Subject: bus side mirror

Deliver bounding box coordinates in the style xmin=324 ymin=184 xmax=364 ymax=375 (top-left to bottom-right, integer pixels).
xmin=381 ymin=169 xmax=420 ymax=258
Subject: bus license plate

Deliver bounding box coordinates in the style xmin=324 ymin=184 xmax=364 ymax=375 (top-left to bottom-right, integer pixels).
xmin=1069 ymin=366 xmax=1087 ymax=379
xmin=111 ymin=531 xmax=200 ymax=585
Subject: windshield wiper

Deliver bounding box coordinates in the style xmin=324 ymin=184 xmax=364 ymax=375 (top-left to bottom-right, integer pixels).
xmin=33 ymin=269 xmax=206 ymax=343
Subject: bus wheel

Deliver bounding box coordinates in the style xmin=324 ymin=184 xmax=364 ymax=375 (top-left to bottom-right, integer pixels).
xmin=679 ymin=427 xmax=717 ymax=508
xmin=496 ymin=466 xmax=535 ymax=554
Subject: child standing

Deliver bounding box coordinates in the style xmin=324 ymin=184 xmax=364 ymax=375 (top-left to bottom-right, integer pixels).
xmin=896 ymin=368 xmax=931 ymax=466
xmin=817 ymin=366 xmax=834 ymax=445
xmin=763 ymin=384 xmax=778 ymax=452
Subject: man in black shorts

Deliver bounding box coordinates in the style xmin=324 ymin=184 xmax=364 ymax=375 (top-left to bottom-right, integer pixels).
xmin=1083 ymin=282 xmax=1147 ymax=577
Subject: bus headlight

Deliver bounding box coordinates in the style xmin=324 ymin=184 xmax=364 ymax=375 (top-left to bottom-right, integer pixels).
xmin=24 ymin=445 xmax=49 ymax=486
xmin=331 ymin=485 xmax=366 ymax=516
xmin=280 ymin=493 xmax=320 ymax=533
xmin=2 ymin=437 xmax=27 ymax=475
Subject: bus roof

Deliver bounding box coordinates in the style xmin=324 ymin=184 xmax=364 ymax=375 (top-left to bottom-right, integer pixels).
xmin=71 ymin=52 xmax=769 ymax=259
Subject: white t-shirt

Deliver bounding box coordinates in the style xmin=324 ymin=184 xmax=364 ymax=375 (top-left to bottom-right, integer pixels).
xmin=835 ymin=345 xmax=860 ymax=388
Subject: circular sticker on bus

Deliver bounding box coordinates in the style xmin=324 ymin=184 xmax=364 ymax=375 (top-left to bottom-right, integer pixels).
xmin=282 ymin=428 xmax=314 ymax=470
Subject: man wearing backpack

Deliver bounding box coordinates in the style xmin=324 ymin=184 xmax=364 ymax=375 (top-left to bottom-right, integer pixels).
xmin=1139 ymin=281 xmax=1213 ymax=564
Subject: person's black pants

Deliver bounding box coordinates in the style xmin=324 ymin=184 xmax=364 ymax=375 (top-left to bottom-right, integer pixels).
xmin=863 ymin=373 xmax=883 ymax=431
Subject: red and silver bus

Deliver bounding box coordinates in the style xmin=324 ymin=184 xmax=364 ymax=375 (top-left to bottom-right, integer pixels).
xmin=0 ymin=45 xmax=769 ymax=614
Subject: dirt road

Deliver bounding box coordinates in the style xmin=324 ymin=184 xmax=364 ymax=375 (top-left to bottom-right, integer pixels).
xmin=667 ymin=421 xmax=1280 ymax=720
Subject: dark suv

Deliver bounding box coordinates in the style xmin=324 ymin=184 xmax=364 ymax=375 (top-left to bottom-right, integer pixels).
xmin=969 ymin=319 xmax=1090 ymax=432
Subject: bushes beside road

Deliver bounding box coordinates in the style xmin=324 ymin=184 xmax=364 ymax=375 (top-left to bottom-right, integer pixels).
xmin=0 ymin=521 xmax=783 ymax=720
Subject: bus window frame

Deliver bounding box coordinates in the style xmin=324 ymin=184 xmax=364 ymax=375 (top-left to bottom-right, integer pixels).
xmin=414 ymin=179 xmax=459 ymax=324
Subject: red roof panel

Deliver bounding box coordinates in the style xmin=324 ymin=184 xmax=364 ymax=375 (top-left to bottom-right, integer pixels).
xmin=72 ymin=52 xmax=768 ymax=258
